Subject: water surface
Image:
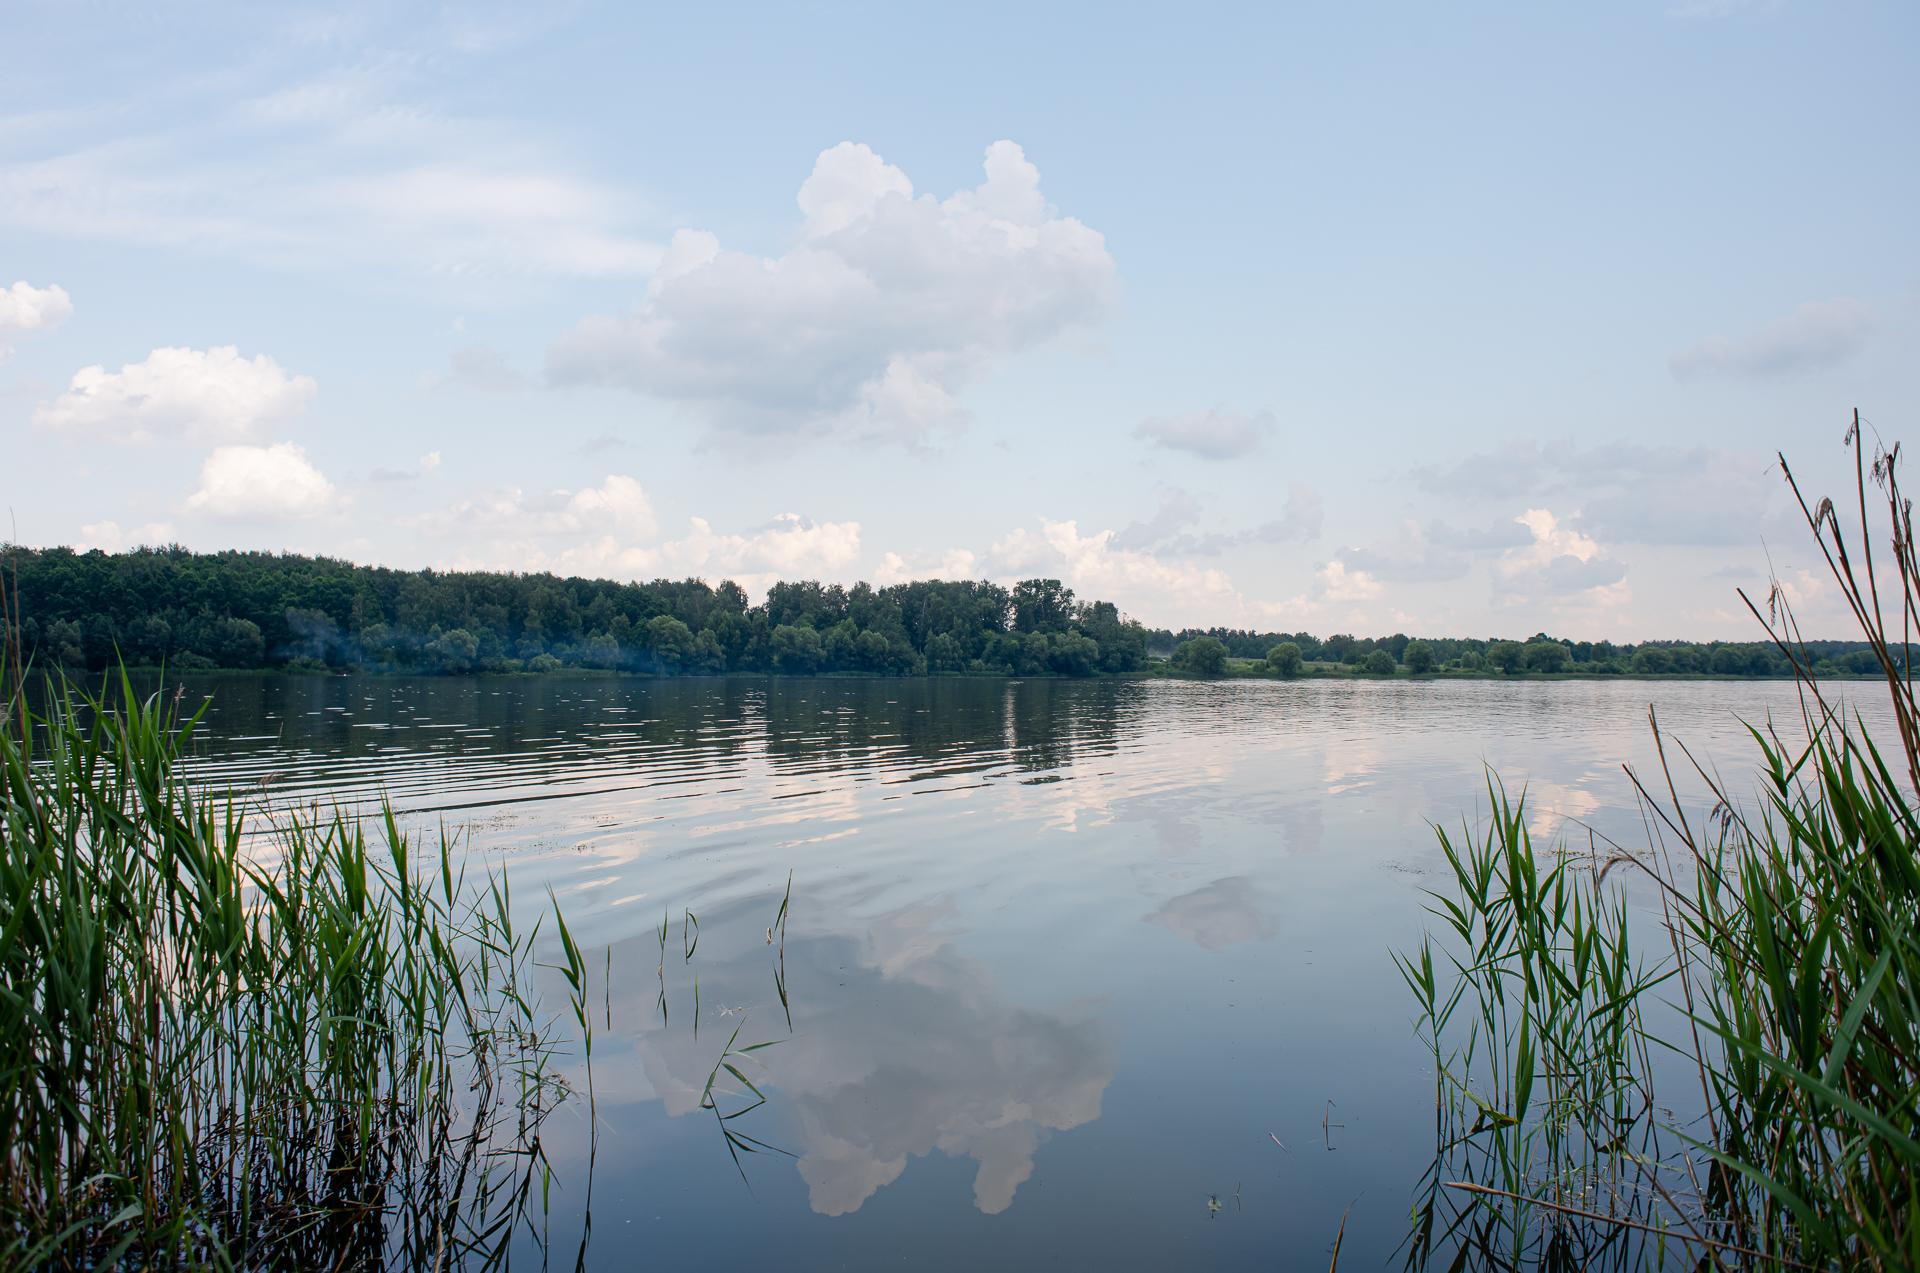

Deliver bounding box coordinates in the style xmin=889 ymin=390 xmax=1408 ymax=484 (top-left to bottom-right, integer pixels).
xmin=175 ymin=673 xmax=1868 ymax=1269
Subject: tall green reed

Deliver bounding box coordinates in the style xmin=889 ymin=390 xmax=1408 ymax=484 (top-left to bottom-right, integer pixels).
xmin=0 ymin=668 xmax=589 ymax=1269
xmin=1402 ymin=415 xmax=1920 ymax=1270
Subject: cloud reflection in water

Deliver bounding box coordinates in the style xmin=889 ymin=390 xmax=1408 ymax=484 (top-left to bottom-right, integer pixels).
xmin=621 ymin=900 xmax=1112 ymax=1217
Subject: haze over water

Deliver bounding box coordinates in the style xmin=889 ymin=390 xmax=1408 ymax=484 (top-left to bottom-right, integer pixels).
xmin=178 ymin=673 xmax=1888 ymax=1268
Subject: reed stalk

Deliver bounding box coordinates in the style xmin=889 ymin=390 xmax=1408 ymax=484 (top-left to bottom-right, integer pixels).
xmin=0 ymin=668 xmax=586 ymax=1269
xmin=1402 ymin=415 xmax=1920 ymax=1270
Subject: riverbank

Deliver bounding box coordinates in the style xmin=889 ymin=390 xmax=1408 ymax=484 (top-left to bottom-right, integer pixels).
xmin=75 ymin=659 xmax=1867 ymax=685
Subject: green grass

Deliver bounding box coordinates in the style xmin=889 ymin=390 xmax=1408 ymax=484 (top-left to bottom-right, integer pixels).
xmin=0 ymin=667 xmax=588 ymax=1269
xmin=1400 ymin=420 xmax=1920 ymax=1270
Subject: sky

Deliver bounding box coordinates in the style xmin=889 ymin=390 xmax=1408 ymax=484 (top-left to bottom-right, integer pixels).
xmin=3 ymin=0 xmax=1916 ymax=640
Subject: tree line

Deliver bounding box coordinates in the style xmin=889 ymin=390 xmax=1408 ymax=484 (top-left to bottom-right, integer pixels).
xmin=1152 ymin=626 xmax=1880 ymax=678
xmin=1 ymin=545 xmax=1149 ymax=678
xmin=3 ymin=545 xmax=1873 ymax=681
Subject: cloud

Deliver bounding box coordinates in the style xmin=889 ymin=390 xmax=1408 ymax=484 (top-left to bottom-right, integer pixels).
xmin=1145 ymin=877 xmax=1276 ymax=950
xmin=989 ymin=518 xmax=1240 ymax=625
xmin=664 ymin=513 xmax=862 ymax=588
xmin=616 ymin=903 xmax=1111 ymax=1219
xmin=1114 ymin=485 xmax=1322 ymax=555
xmin=0 ymin=56 xmax=660 ymax=283
xmin=1496 ymin=508 xmax=1627 ymax=600
xmin=1111 ymin=489 xmax=1203 ymax=553
xmin=548 ymin=140 xmax=1116 ymax=445
xmin=875 ymin=548 xmax=979 ymax=585
xmin=36 ymin=345 xmax=316 ymax=443
xmin=427 ymin=344 xmax=527 ymax=393
xmin=418 ymin=473 xmax=658 ymax=541
xmin=414 ymin=477 xmax=858 ymax=593
xmin=369 ymin=450 xmax=443 ymax=482
xmin=1670 ymin=298 xmax=1873 ymax=379
xmin=1428 ymin=518 xmax=1537 ymax=551
xmin=0 ymin=279 xmax=72 ymax=357
xmin=1133 ymin=408 xmax=1274 ymax=460
xmin=1414 ymin=441 xmax=1705 ymax=501
xmin=1414 ymin=443 xmax=1792 ymax=548
xmin=75 ymin=519 xmax=177 ymax=552
xmin=1332 ymin=516 xmax=1532 ymax=585
xmin=1575 ymin=453 xmax=1791 ymax=546
xmin=1317 ymin=559 xmax=1382 ymax=602
xmin=186 ymin=442 xmax=339 ymax=519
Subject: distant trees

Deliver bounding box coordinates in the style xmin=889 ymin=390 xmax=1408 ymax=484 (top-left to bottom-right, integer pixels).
xmin=1631 ymin=646 xmax=1674 ymax=675
xmin=2 ymin=544 xmax=1870 ymax=682
xmin=1363 ymin=649 xmax=1397 ymax=675
xmin=1173 ymin=635 xmax=1229 ymax=677
xmin=1266 ymin=642 xmax=1303 ymax=677
xmin=0 ymin=546 xmax=1154 ymax=680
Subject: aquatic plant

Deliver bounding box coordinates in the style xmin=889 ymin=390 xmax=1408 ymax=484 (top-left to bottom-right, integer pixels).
xmin=0 ymin=667 xmax=589 ymax=1269
xmin=1401 ymin=416 xmax=1920 ymax=1269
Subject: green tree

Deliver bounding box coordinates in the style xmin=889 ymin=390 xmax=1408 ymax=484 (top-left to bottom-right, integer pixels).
xmin=1266 ymin=641 xmax=1303 ymax=677
xmin=425 ymin=628 xmax=479 ymax=674
xmin=1404 ymin=640 xmax=1437 ymax=674
xmin=1488 ymin=641 xmax=1525 ymax=674
xmin=925 ymin=632 xmax=965 ymax=673
xmin=1173 ymin=636 xmax=1229 ymax=677
xmin=1631 ymin=646 xmax=1674 ymax=675
xmin=770 ymin=623 xmax=824 ymax=674
xmin=645 ymin=615 xmax=696 ymax=672
xmin=1524 ymin=641 xmax=1572 ymax=674
xmin=1047 ymin=631 xmax=1100 ymax=676
xmin=1364 ymin=649 xmax=1397 ymax=675
xmin=209 ymin=617 xmax=265 ymax=669
xmin=1011 ymin=579 xmax=1075 ymax=633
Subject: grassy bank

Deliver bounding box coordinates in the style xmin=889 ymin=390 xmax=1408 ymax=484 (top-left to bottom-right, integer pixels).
xmin=0 ymin=667 xmax=594 ymax=1269
xmin=1400 ymin=427 xmax=1920 ymax=1269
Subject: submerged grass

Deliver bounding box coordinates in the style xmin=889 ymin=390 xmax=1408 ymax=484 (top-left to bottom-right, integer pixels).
xmin=1401 ymin=416 xmax=1920 ymax=1269
xmin=0 ymin=666 xmax=589 ymax=1269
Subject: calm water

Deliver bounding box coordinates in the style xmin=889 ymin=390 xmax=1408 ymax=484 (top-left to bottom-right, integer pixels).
xmin=171 ymin=673 xmax=1874 ymax=1269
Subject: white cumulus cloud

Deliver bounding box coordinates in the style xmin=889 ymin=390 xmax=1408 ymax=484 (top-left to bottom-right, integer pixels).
xmin=989 ymin=519 xmax=1239 ymax=626
xmin=412 ymin=475 xmax=859 ymax=595
xmin=1317 ymin=559 xmax=1383 ymax=602
xmin=667 ymin=513 xmax=863 ymax=580
xmin=0 ymin=279 xmax=72 ymax=357
xmin=1496 ymin=508 xmax=1628 ymax=600
xmin=76 ymin=519 xmax=177 ymax=552
xmin=37 ymin=346 xmax=317 ymax=442
xmin=548 ymin=140 xmax=1117 ymax=445
xmin=186 ymin=443 xmax=339 ymax=519
xmin=422 ymin=473 xmax=656 ymax=539
xmin=875 ymin=548 xmax=980 ymax=585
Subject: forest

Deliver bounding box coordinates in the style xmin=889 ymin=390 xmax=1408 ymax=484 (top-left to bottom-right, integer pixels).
xmin=1 ymin=545 xmax=1148 ymax=677
xmin=1149 ymin=624 xmax=1875 ymax=679
xmin=2 ymin=544 xmax=1868 ymax=680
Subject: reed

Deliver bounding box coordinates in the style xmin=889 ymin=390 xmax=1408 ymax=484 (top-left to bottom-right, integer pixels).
xmin=0 ymin=668 xmax=585 ymax=1269
xmin=1401 ymin=416 xmax=1920 ymax=1269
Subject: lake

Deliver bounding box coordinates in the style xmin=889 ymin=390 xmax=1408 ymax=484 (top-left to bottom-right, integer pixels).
xmin=170 ymin=673 xmax=1872 ymax=1269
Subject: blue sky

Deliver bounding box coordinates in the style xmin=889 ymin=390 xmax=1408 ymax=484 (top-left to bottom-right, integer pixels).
xmin=4 ymin=0 xmax=1915 ymax=638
